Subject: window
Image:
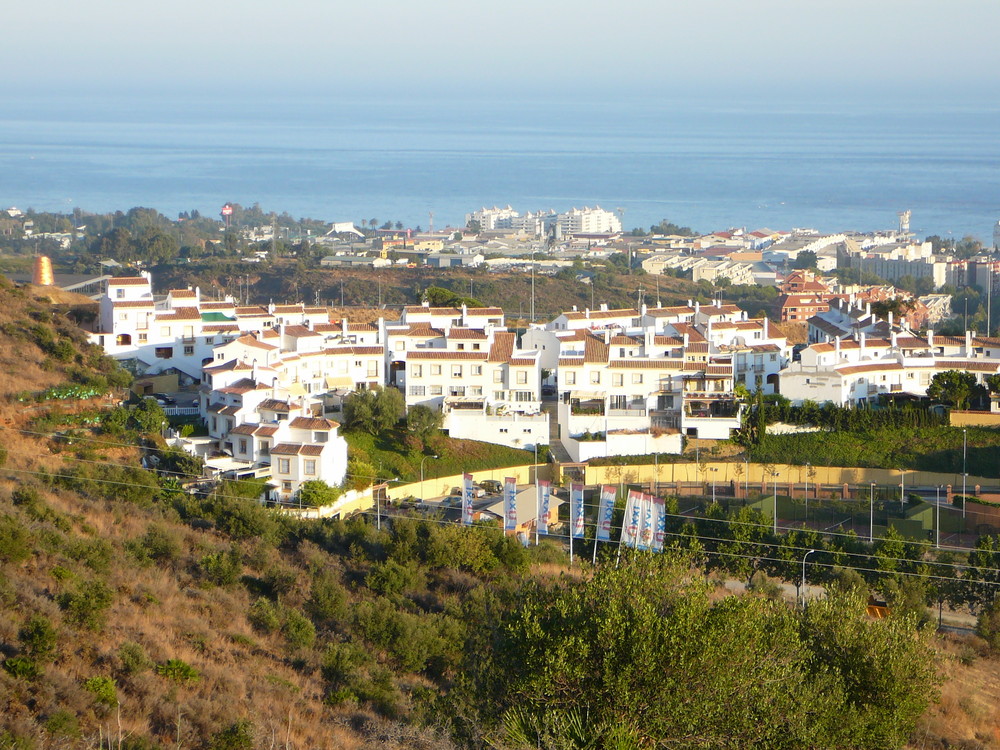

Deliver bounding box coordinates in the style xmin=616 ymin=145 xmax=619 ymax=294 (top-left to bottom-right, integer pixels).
xmin=282 ymin=481 xmax=292 ymax=491
xmin=160 ymin=326 xmax=171 ymax=337
xmin=155 ymin=346 xmax=172 ymax=359
xmin=493 ymin=370 xmax=503 ymax=383
xmin=278 ymin=459 xmax=290 ymax=474
xmin=514 ymin=391 xmax=532 ymax=402
xmin=205 ymin=337 xmax=214 ymax=345
xmin=472 ymin=365 xmax=482 ymax=376
xmin=304 ymin=460 xmax=316 ymax=476
xmin=470 ymin=386 xmax=482 ymax=396
xmin=452 ymin=365 xmax=462 ymax=378
xmin=613 ymin=373 xmax=623 ymax=387
xmin=183 ymin=326 xmax=194 ymax=339
xmin=210 ymin=417 xmax=216 ymax=431
xmin=494 ymin=391 xmax=505 ymax=400
xmin=565 ymin=371 xmax=576 ymax=385
xmin=516 ymin=371 xmax=527 ymax=384
xmin=473 ymin=343 xmax=480 ymax=350
xmin=137 ymin=333 xmax=147 ymax=343
xmin=183 ymin=345 xmax=194 ymax=356
xmin=430 ymin=385 xmax=442 ymax=396
xmin=409 ymin=385 xmax=426 ymax=396
xmin=590 ymin=371 xmax=601 ymax=384
xmin=632 ymin=373 xmax=643 ymax=384
xmin=118 ymin=312 xmax=128 ymax=321
xmin=116 ymin=288 xmax=125 ymax=299
xmin=395 ymin=342 xmax=405 ymax=351
xmin=457 ymin=343 xmax=465 ymax=350
xmin=260 ymin=442 xmax=270 ymax=455
xmin=610 ymin=394 xmax=627 ymax=409
xmin=431 ymin=364 xmax=442 ymax=376
xmin=313 ymin=431 xmax=328 ymax=442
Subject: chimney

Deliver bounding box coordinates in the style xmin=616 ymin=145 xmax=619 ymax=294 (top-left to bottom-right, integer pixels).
xmin=683 ymin=332 xmax=690 ymax=347
xmin=900 ymin=316 xmax=907 ymax=330
xmin=888 ymin=311 xmax=893 ymax=327
xmin=966 ymin=329 xmax=973 ymax=356
xmin=585 ymin=308 xmax=590 ymax=319
xmin=763 ymin=317 xmax=769 ymax=338
xmin=604 ymin=329 xmax=611 ymax=344
xmin=695 ymin=301 xmax=701 ymax=314
xmin=835 ymin=336 xmax=841 ymax=356
xmin=342 ymin=318 xmax=348 ymax=334
xmin=927 ymin=328 xmax=934 ymax=349
xmin=891 ymin=331 xmax=898 ymax=348
xmin=640 ymin=303 xmax=647 ymax=316
xmin=865 ymin=302 xmax=871 ymax=316
xmin=687 ymin=299 xmax=693 ymax=307
xmin=644 ymin=329 xmax=653 ymax=351
xmin=600 ymin=303 xmax=608 ymax=312
xmin=860 ymin=331 xmax=867 ymax=355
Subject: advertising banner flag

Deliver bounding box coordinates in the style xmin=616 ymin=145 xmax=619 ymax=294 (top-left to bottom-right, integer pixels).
xmin=635 ymin=494 xmax=654 ymax=551
xmin=503 ymin=477 xmax=518 ymax=532
xmin=462 ymin=473 xmax=475 ymax=526
xmin=652 ymin=496 xmax=667 ymax=552
xmin=621 ymin=490 xmax=643 ymax=547
xmin=537 ymin=480 xmax=551 ymax=535
xmin=571 ymin=483 xmax=585 ymax=538
xmin=596 ymin=485 xmax=617 ymax=542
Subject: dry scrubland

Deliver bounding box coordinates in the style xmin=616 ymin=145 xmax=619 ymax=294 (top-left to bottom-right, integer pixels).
xmin=0 ymin=278 xmax=997 ymax=749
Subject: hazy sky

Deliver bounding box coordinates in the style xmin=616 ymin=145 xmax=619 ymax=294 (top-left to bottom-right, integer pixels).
xmin=4 ymin=0 xmax=999 ymax=101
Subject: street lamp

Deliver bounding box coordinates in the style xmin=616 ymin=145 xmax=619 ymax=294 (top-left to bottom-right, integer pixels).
xmin=869 ymin=482 xmax=875 ymax=543
xmin=801 ymin=549 xmax=817 ymax=608
xmin=419 ymin=454 xmax=439 ymax=502
xmin=744 ymin=453 xmax=750 ymax=501
xmin=899 ymin=468 xmax=906 ymax=510
xmin=710 ymin=467 xmax=718 ymax=503
xmin=375 ymin=476 xmax=400 ymax=532
xmin=771 ymin=470 xmax=779 ymax=535
xmin=936 ymin=484 xmax=941 ymax=549
xmin=963 ymin=428 xmax=968 ymax=518
xmin=804 ymin=462 xmax=811 ymax=527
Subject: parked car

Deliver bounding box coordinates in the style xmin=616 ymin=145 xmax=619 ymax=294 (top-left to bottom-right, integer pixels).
xmin=479 ymin=479 xmax=503 ymax=494
xmin=451 ymin=484 xmax=485 ymax=497
xmin=541 ymin=384 xmax=557 ymax=397
xmin=151 ymin=393 xmax=176 ymax=405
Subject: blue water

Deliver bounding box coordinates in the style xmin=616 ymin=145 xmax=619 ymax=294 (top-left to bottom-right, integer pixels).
xmin=1 ymin=94 xmax=998 ymax=239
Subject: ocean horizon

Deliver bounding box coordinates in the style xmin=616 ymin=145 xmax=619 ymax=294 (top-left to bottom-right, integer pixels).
xmin=1 ymin=92 xmax=998 ymax=241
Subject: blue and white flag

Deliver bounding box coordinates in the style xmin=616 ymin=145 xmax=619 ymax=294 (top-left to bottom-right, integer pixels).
xmin=571 ymin=483 xmax=585 ymax=538
xmin=652 ymin=496 xmax=666 ymax=552
xmin=596 ymin=485 xmax=616 ymax=542
xmin=621 ymin=490 xmax=643 ymax=547
xmin=503 ymin=476 xmax=518 ymax=532
xmin=462 ymin=473 xmax=475 ymax=525
xmin=636 ymin=494 xmax=655 ymax=551
xmin=537 ymin=480 xmax=551 ymax=535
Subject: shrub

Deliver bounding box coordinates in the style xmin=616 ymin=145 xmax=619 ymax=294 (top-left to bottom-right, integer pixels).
xmin=199 ymin=548 xmax=242 ymax=586
xmin=976 ymin=601 xmax=1000 ymax=651
xmin=321 ymin=641 xmax=368 ymax=687
xmin=58 ymin=579 xmax=114 ymax=631
xmin=3 ymin=656 xmax=41 ymax=680
xmin=247 ymin=597 xmax=281 ymax=634
xmin=18 ymin=616 xmax=58 ymax=663
xmin=118 ymin=641 xmax=151 ymax=675
xmin=306 ymin=572 xmax=349 ymax=627
xmin=209 ymin=720 xmax=254 ymax=750
xmin=155 ymin=658 xmax=200 ymax=684
xmin=281 ymin=608 xmax=316 ymax=650
xmin=136 ymin=523 xmax=182 ymax=564
xmin=82 ymin=676 xmax=118 ymax=707
xmin=44 ymin=710 xmax=81 ymax=738
xmin=0 ymin=514 xmax=32 ymax=566
xmin=366 ymin=558 xmax=423 ymax=597
xmin=68 ymin=538 xmax=114 ymax=574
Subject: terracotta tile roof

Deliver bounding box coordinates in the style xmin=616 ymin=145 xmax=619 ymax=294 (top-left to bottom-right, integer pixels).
xmin=487 ymin=331 xmax=516 ymax=363
xmin=229 ymin=424 xmax=259 ymax=436
xmin=202 ymin=323 xmax=240 ymax=332
xmin=563 ymin=308 xmax=636 ymax=321
xmin=283 ymin=325 xmax=321 ymax=338
xmin=259 ymin=399 xmax=292 ymax=412
xmin=235 ymin=306 xmax=272 ymax=317
xmin=289 ymin=417 xmax=339 ymax=430
xmin=394 ymin=324 xmax=443 ymax=337
xmin=349 ymin=323 xmax=379 ymax=332
xmin=509 ymin=357 xmax=537 ymax=366
xmin=109 ymin=276 xmax=149 ymax=286
xmin=112 ymin=300 xmax=155 ymax=308
xmin=233 ymin=333 xmax=278 ymax=350
xmin=254 ymin=425 xmax=279 ymax=437
xmin=653 ymin=335 xmax=683 ymax=346
xmin=155 ymin=307 xmax=201 ymax=321
xmin=583 ymin=334 xmax=610 ymax=364
xmin=939 ymin=360 xmax=1000 ymax=372
xmin=706 ymin=365 xmax=733 ymax=376
xmin=325 ymin=345 xmax=384 ymax=356
xmin=270 ymin=443 xmax=304 ymax=455
xmin=448 ymin=328 xmax=488 ymax=340
xmin=686 ymin=342 xmax=710 ymax=353
xmin=558 ymin=357 xmax=584 ymax=367
xmin=208 ymin=405 xmax=241 ymax=416
xmin=409 ymin=351 xmax=487 ymax=361
xmin=304 ymin=306 xmax=328 ymax=315
xmin=169 ymin=289 xmax=196 ymax=298
xmin=273 ymin=304 xmax=304 ymax=313
xmin=217 ymin=378 xmax=261 ymax=394
xmin=300 ymin=445 xmax=325 ymax=456
xmin=204 ymin=359 xmax=253 ymax=373
xmin=610 ymin=335 xmax=643 ymax=345
xmin=200 ymin=302 xmax=234 ymax=310
xmin=610 ymin=359 xmax=684 ymax=369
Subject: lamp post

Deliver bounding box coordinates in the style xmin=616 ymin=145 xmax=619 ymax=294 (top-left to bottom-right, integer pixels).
xmin=771 ymin=470 xmax=779 ymax=535
xmin=936 ymin=484 xmax=941 ymax=549
xmin=744 ymin=453 xmax=750 ymax=501
xmin=801 ymin=549 xmax=817 ymax=608
xmin=419 ymin=454 xmax=439 ymax=502
xmin=375 ymin=476 xmax=400 ymax=532
xmin=869 ymin=482 xmax=875 ymax=543
xmin=804 ymin=462 xmax=810 ymax=527
xmin=962 ymin=428 xmax=968 ymax=518
xmin=899 ymin=468 xmax=906 ymax=510
xmin=710 ymin=467 xmax=718 ymax=504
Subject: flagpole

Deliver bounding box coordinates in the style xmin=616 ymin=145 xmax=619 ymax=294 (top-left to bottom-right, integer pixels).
xmin=615 ymin=490 xmax=632 ymax=568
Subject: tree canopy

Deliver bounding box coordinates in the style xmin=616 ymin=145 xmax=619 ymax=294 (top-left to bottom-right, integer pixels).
xmin=927 ymin=370 xmax=986 ymax=411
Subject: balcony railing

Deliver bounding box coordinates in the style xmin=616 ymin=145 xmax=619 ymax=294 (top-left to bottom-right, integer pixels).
xmin=607 ymin=408 xmax=647 ymax=417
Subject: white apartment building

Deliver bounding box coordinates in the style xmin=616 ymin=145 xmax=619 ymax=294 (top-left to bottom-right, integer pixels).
xmin=555 ymin=206 xmax=622 ymax=236
xmin=465 ymin=205 xmax=519 ymax=231
xmin=781 ymin=329 xmax=1000 ymax=407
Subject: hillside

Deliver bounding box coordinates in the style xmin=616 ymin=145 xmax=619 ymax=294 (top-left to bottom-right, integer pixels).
xmin=0 ymin=277 xmax=997 ymax=749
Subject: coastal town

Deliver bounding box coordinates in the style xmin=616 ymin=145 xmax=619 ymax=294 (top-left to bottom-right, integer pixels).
xmin=23 ymin=202 xmax=987 ymax=513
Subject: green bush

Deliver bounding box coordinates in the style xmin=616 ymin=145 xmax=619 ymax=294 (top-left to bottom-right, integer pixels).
xmin=209 ymin=720 xmax=254 ymax=750
xmin=366 ymin=558 xmax=424 ymax=597
xmin=118 ymin=641 xmax=151 ymax=675
xmin=18 ymin=616 xmax=58 ymax=662
xmin=58 ymin=579 xmax=114 ymax=631
xmin=281 ymin=608 xmax=316 ymax=650
xmin=0 ymin=514 xmax=32 ymax=566
xmin=3 ymin=656 xmax=41 ymax=680
xmin=321 ymin=641 xmax=368 ymax=687
xmin=44 ymin=710 xmax=81 ymax=738
xmin=155 ymin=658 xmax=200 ymax=684
xmin=199 ymin=548 xmax=242 ymax=586
xmin=307 ymin=572 xmax=349 ymax=627
xmin=247 ymin=597 xmax=281 ymax=634
xmin=82 ymin=676 xmax=118 ymax=707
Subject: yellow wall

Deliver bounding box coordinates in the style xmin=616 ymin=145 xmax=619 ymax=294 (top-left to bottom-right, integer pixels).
xmin=386 ymin=464 xmax=554 ymax=502
xmin=951 ymin=410 xmax=1000 ymax=428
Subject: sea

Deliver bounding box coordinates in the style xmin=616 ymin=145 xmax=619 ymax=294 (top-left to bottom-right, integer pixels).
xmin=1 ymin=93 xmax=999 ymax=240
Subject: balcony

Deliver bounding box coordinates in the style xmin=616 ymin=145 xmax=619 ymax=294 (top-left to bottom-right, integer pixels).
xmin=607 ymin=408 xmax=647 ymax=418
xmin=684 ymin=400 xmax=740 ymax=419
xmin=682 ymin=390 xmax=732 ymax=400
